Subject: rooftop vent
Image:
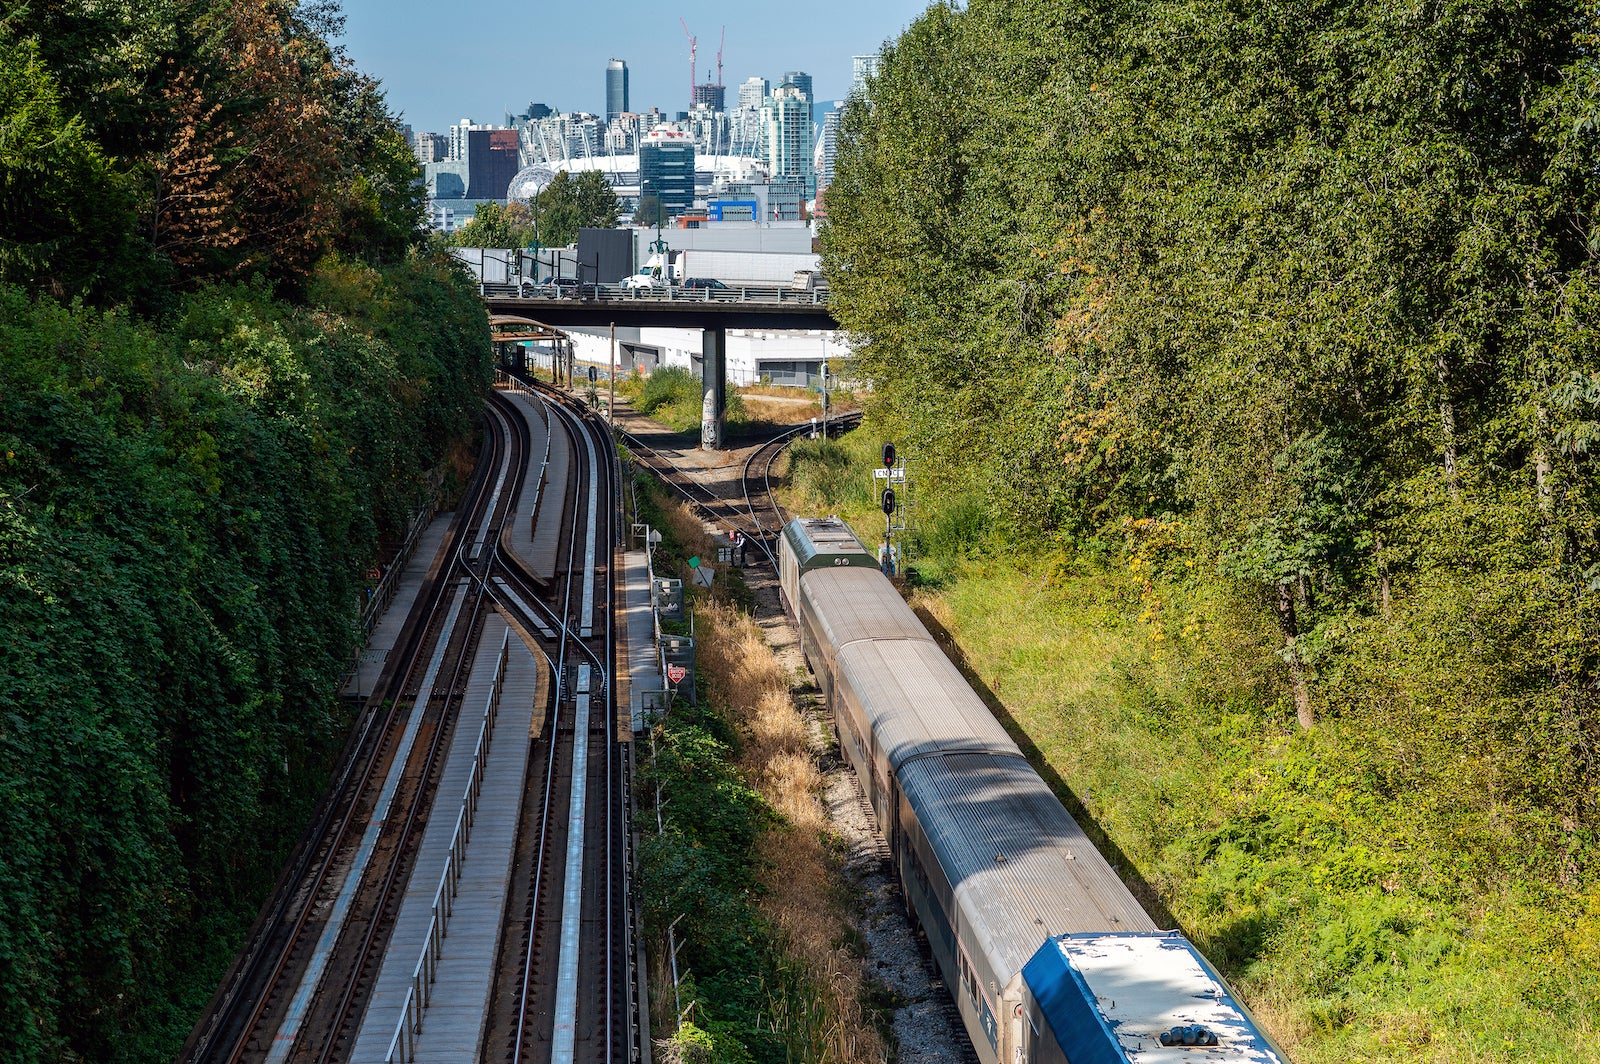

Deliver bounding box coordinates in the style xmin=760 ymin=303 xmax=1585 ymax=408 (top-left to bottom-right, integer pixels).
xmin=1159 ymin=1025 xmax=1219 ymax=1047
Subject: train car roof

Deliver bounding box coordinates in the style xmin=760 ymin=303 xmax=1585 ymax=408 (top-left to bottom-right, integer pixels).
xmin=900 ymin=752 xmax=1158 ymax=984
xmin=1022 ymin=933 xmax=1287 ymax=1062
xmin=783 ymin=515 xmax=875 ymax=565
xmin=837 ymin=640 xmax=1017 ymax=766
xmin=801 ymin=567 xmax=935 ymax=650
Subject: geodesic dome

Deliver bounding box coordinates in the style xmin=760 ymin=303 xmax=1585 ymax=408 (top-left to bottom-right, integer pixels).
xmin=506 ymin=164 xmax=557 ymax=203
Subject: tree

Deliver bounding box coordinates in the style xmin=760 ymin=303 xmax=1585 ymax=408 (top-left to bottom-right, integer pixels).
xmin=0 ymin=36 xmax=144 ymax=300
xmin=447 ymin=200 xmax=535 ymax=249
xmin=532 ymin=170 xmax=620 ymax=246
xmin=634 ymin=193 xmax=665 ymax=229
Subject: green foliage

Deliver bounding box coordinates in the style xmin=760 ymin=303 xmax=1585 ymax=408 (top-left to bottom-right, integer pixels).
xmin=448 ymin=200 xmax=537 ymax=250
xmin=0 ymin=36 xmax=145 ymax=301
xmin=639 ymin=697 xmax=784 ymax=1064
xmin=1 ymin=0 xmax=426 ymax=303
xmin=0 ymin=256 xmax=490 ymax=1060
xmin=621 ymin=366 xmax=747 ymax=435
xmin=0 ymin=4 xmax=479 ymax=1058
xmin=824 ymin=0 xmax=1600 ymax=835
xmin=454 ymin=172 xmax=621 ymax=251
xmin=531 ymin=170 xmax=622 ymax=248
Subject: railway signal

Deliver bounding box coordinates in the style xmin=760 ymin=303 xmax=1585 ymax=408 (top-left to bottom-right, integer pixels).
xmin=881 ymin=487 xmax=896 ymax=516
xmin=883 ymin=442 xmax=896 ymax=469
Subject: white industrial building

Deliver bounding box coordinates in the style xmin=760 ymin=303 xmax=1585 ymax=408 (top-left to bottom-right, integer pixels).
xmin=563 ymin=326 xmax=849 ymax=389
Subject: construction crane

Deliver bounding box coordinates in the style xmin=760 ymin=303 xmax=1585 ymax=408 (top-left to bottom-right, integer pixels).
xmin=680 ymin=18 xmax=697 ymax=109
xmin=716 ymin=26 xmax=724 ymax=88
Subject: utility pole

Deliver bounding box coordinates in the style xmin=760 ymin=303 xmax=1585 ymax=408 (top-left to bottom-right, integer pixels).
xmin=609 ymin=322 xmax=616 ymax=425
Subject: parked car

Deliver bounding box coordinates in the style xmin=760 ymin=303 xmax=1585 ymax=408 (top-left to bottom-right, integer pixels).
xmin=541 ymin=276 xmax=584 ymax=298
xmin=621 ymin=273 xmax=663 ymax=291
xmin=681 ymin=277 xmax=729 ymax=291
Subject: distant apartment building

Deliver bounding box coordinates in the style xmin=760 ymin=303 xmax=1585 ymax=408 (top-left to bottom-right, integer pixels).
xmin=639 ymin=126 xmax=697 ymax=216
xmin=760 ymin=81 xmax=815 ymax=198
xmin=851 ymin=54 xmax=881 ymax=99
xmin=816 ymin=105 xmax=841 ymax=192
xmin=737 ymin=76 xmax=768 ymax=110
xmin=781 ymin=70 xmax=814 ymax=109
xmin=606 ymin=59 xmax=629 ymax=121
xmin=413 ymin=131 xmax=448 ymax=166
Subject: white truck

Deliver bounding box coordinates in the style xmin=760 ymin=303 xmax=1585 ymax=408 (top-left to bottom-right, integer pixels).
xmin=672 ymin=249 xmax=821 ymax=288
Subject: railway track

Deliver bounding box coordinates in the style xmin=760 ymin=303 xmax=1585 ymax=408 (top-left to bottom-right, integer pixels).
xmin=618 ymin=411 xmax=863 ymax=570
xmin=183 ymin=376 xmax=638 ymax=1064
xmin=179 ymin=399 xmax=516 ymax=1064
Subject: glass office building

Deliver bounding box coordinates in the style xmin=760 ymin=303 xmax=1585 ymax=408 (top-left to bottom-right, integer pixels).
xmin=639 ymin=127 xmax=696 ymax=216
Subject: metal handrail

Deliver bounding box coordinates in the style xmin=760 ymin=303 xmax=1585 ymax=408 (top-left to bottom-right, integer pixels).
xmin=479 ymin=280 xmax=830 ymax=307
xmin=384 ymin=629 xmax=511 ymax=1063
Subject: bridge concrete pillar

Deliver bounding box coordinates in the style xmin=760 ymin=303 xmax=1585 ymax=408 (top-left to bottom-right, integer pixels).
xmin=701 ymin=327 xmax=727 ymax=451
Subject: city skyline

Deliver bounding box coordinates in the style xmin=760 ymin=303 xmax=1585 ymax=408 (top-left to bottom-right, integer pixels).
xmin=332 ymin=0 xmax=928 ymax=135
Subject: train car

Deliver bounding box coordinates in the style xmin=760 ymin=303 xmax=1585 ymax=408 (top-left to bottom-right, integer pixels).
xmin=896 ymin=753 xmax=1158 ymax=1061
xmin=777 ymin=517 xmax=1288 ymax=1064
xmin=778 ymin=516 xmax=878 ymax=615
xmin=1021 ymin=933 xmax=1288 ymax=1063
xmin=795 ymin=565 xmax=936 ymax=709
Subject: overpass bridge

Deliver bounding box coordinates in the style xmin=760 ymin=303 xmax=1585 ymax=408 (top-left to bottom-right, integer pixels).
xmin=480 ymin=282 xmax=839 ymax=449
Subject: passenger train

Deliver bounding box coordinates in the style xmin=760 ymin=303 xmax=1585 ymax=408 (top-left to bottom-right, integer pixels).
xmin=779 ymin=516 xmax=1289 ymax=1064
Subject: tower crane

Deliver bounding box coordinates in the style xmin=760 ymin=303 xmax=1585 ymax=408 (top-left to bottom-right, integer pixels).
xmin=680 ymin=18 xmax=697 ymax=108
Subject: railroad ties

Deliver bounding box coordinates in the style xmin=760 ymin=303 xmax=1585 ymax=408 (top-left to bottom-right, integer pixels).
xmin=184 ymin=374 xmax=640 ymax=1064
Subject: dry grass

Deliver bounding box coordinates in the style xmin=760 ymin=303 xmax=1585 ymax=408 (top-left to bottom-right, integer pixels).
xmin=741 ymin=383 xmax=818 ymax=399
xmin=741 ymin=395 xmax=823 ymax=423
xmin=693 ymin=591 xmax=888 ymax=1064
xmin=657 ymin=499 xmax=718 ymax=562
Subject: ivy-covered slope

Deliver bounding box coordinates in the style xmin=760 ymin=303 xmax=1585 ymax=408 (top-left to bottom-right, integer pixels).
xmin=0 ymin=260 xmax=490 ymax=1060
xmin=0 ymin=261 xmax=491 ymax=1060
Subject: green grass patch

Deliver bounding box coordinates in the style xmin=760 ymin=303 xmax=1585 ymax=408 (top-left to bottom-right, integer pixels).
xmin=780 ymin=426 xmax=1600 ymax=1064
xmin=618 ymin=367 xmax=749 ymax=435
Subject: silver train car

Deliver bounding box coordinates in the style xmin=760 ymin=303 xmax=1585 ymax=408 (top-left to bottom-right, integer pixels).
xmin=779 ymin=517 xmax=1287 ymax=1064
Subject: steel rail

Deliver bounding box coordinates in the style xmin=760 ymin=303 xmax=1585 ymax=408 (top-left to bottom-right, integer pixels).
xmin=306 ymin=396 xmax=525 ymax=1062
xmin=194 ymin=392 xmax=512 ymax=1064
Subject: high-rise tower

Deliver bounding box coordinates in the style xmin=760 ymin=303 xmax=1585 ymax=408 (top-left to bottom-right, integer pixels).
xmin=851 ymin=55 xmax=881 ymax=100
xmin=606 ymin=59 xmax=629 ymax=121
xmin=781 ymin=70 xmax=813 ymax=109
xmin=760 ymin=80 xmax=815 ymax=198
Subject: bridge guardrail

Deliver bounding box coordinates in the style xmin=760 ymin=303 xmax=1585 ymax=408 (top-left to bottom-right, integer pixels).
xmin=479 ymin=281 xmax=829 ymax=307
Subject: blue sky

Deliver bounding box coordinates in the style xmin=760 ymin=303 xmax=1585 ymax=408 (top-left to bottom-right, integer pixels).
xmin=331 ymin=0 xmax=934 ymax=136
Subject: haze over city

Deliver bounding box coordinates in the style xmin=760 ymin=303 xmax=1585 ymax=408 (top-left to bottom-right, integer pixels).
xmin=332 ymin=0 xmax=933 ymax=133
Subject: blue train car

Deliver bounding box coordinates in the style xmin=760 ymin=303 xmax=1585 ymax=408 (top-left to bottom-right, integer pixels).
xmin=1022 ymin=933 xmax=1289 ymax=1063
